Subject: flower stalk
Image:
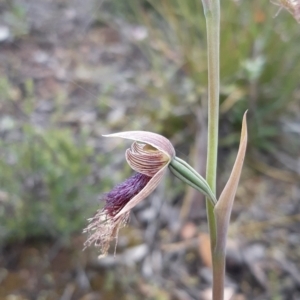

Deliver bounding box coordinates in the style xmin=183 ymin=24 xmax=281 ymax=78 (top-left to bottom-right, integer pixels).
xmin=203 ymin=0 xmax=220 ymax=245
xmin=202 ymin=1 xmax=248 ymax=300
xmin=202 ymin=0 xmax=222 ymax=299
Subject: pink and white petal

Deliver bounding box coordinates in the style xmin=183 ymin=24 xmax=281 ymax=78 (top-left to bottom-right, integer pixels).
xmin=113 ymin=165 xmax=168 ymax=219
xmin=103 ymin=131 xmax=175 ymax=159
xmin=125 ymin=143 xmax=168 ymax=177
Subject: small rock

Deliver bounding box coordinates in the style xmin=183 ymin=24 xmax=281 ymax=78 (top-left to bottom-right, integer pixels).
xmin=122 ymin=244 xmax=148 ymax=264
xmin=180 ymin=222 xmax=197 ymax=240
xmin=0 ymin=115 xmax=15 ymax=131
xmin=129 ymin=25 xmax=148 ymax=41
xmin=32 ymin=50 xmax=50 ymax=64
xmin=201 ymin=287 xmax=235 ymax=300
xmin=226 ymin=239 xmax=243 ymax=270
xmin=0 ymin=25 xmax=10 ymax=42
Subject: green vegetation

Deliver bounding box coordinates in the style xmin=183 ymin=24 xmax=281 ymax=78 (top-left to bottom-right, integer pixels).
xmin=2 ymin=1 xmax=29 ymax=38
xmin=109 ymin=0 xmax=300 ymax=151
xmin=1 ymin=0 xmax=299 ymax=247
xmin=0 ymin=126 xmax=104 ymax=243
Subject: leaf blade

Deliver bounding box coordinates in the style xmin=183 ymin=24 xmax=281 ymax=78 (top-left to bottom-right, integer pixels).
xmin=214 ymin=111 xmax=248 ymax=251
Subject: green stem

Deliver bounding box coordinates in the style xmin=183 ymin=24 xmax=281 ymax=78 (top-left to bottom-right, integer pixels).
xmin=202 ymin=0 xmax=222 ymax=299
xmin=212 ymin=250 xmax=226 ymax=300
xmin=203 ymin=2 xmax=219 ymax=245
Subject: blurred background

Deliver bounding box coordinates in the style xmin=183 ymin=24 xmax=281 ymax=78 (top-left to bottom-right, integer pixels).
xmin=0 ymin=0 xmax=300 ymax=299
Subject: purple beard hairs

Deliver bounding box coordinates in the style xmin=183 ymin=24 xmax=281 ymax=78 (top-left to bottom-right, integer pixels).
xmin=104 ymin=172 xmax=152 ymax=217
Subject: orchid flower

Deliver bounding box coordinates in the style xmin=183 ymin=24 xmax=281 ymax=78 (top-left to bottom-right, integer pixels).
xmin=83 ymin=131 xmax=175 ymax=257
xmin=271 ymin=0 xmax=300 ymax=23
xmin=83 ymin=131 xmax=216 ymax=257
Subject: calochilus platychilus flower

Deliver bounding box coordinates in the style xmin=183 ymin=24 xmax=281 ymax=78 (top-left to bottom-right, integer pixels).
xmin=83 ymin=131 xmax=175 ymax=257
xmin=271 ymin=0 xmax=300 ymax=23
xmin=83 ymin=131 xmax=216 ymax=257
